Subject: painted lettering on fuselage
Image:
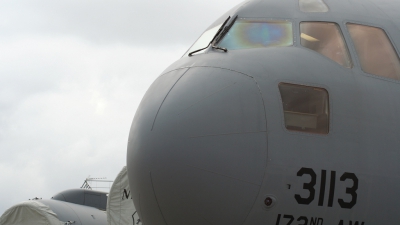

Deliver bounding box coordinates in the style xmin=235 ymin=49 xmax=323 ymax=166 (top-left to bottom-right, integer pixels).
xmin=275 ymin=214 xmax=365 ymax=225
xmin=275 ymin=214 xmax=323 ymax=225
xmin=122 ymin=188 xmax=131 ymax=200
xmin=295 ymin=167 xmax=358 ymax=209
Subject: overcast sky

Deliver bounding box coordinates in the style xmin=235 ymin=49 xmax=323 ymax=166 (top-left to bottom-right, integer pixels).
xmin=0 ymin=0 xmax=244 ymax=215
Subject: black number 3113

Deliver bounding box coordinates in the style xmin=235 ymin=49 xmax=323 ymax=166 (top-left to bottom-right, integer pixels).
xmin=295 ymin=167 xmax=358 ymax=209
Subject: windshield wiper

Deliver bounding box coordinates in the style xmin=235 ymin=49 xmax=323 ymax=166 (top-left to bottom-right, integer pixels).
xmin=188 ymin=16 xmax=231 ymax=57
xmin=213 ymin=15 xmax=238 ymax=47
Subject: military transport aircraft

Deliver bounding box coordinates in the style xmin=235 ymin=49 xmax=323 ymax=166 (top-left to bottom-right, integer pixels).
xmin=127 ymin=0 xmax=400 ymax=225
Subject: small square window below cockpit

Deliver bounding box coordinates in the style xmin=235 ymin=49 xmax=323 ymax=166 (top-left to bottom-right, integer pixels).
xmin=347 ymin=23 xmax=400 ymax=80
xmin=279 ymin=83 xmax=329 ymax=134
xmin=300 ymin=22 xmax=352 ymax=68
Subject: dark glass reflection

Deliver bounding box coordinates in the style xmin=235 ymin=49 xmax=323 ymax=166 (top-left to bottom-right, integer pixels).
xmin=279 ymin=83 xmax=329 ymax=134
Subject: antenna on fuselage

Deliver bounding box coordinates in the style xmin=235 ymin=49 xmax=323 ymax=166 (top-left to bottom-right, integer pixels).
xmin=80 ymin=176 xmax=113 ymax=191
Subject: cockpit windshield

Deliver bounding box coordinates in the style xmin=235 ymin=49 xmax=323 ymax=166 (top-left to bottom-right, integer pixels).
xmin=217 ymin=19 xmax=293 ymax=50
xmin=185 ymin=24 xmax=222 ymax=56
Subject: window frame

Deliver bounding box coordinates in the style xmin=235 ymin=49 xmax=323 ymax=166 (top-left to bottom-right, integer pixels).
xmin=278 ymin=82 xmax=331 ymax=135
xmin=298 ymin=21 xmax=353 ymax=68
xmin=216 ymin=18 xmax=295 ymax=51
xmin=343 ymin=21 xmax=400 ymax=83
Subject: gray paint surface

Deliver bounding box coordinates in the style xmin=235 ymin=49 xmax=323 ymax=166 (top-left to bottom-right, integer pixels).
xmin=38 ymin=199 xmax=107 ymax=225
xmin=127 ymin=0 xmax=400 ymax=224
xmin=52 ymin=189 xmax=108 ymax=211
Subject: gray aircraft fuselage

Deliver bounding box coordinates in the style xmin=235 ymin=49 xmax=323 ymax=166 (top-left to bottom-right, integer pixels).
xmin=43 ymin=189 xmax=108 ymax=225
xmin=127 ymin=0 xmax=400 ymax=225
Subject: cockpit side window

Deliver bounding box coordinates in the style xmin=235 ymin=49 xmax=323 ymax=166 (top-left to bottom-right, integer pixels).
xmin=184 ymin=24 xmax=222 ymax=56
xmin=347 ymin=23 xmax=400 ymax=80
xmin=300 ymin=22 xmax=352 ymax=68
xmin=217 ymin=19 xmax=293 ymax=50
xmin=279 ymin=83 xmax=329 ymax=134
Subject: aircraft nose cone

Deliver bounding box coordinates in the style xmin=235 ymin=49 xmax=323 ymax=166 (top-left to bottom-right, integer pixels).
xmin=127 ymin=67 xmax=267 ymax=225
